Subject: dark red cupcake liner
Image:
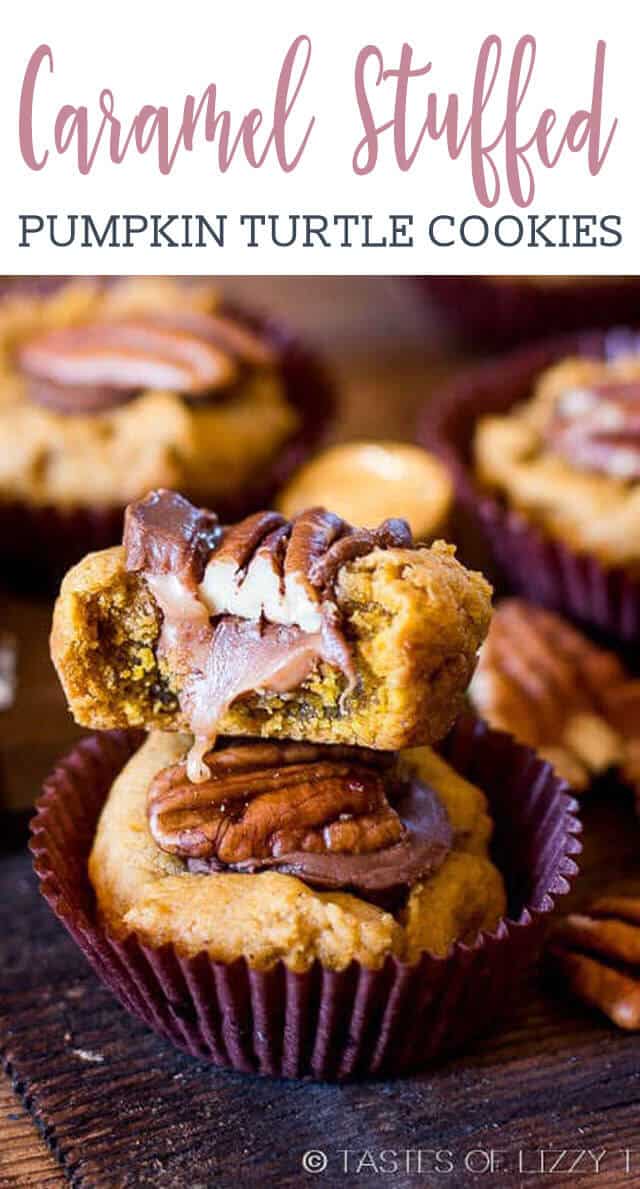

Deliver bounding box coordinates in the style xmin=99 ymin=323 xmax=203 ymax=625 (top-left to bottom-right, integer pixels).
xmin=30 ymin=717 xmax=581 ymax=1081
xmin=419 ymin=328 xmax=640 ymax=647
xmin=415 ymin=276 xmax=640 ymax=351
xmin=0 ymin=299 xmax=336 ymax=592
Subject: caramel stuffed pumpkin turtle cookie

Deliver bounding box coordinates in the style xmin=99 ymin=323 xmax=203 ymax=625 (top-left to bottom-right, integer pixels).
xmin=32 ymin=718 xmax=580 ymax=1078
xmin=90 ymin=731 xmax=505 ymax=971
xmin=51 ymin=491 xmax=493 ymax=767
xmin=0 ymin=277 xmax=295 ymax=508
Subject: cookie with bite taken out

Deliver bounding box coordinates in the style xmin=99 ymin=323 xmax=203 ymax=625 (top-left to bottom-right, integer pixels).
xmin=51 ymin=490 xmax=492 ymax=775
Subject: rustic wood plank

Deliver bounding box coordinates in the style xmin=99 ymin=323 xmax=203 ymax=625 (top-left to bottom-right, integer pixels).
xmin=0 ymin=1076 xmax=64 ymax=1187
xmin=2 ymin=818 xmax=640 ymax=1189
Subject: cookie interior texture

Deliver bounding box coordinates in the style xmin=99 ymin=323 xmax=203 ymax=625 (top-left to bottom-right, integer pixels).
xmin=0 ymin=278 xmax=297 ymax=508
xmin=474 ymin=353 xmax=640 ymax=567
xmin=51 ymin=538 xmax=492 ymax=752
xmin=89 ymin=732 xmax=506 ymax=972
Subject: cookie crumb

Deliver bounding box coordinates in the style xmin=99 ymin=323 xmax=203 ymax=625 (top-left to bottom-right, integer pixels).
xmin=72 ymin=1048 xmax=105 ymax=1063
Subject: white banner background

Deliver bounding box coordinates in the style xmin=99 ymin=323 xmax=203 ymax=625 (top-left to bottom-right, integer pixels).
xmin=0 ymin=0 xmax=636 ymax=274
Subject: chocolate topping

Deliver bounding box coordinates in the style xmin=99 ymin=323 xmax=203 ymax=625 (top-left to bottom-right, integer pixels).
xmin=25 ymin=377 xmax=139 ymax=415
xmin=124 ymin=490 xmax=222 ymax=583
xmin=547 ymin=380 xmax=640 ymax=480
xmin=251 ymin=776 xmax=452 ymax=897
xmin=148 ymin=740 xmax=452 ymax=900
xmin=213 ymin=511 xmax=288 ymax=572
xmin=284 ymin=508 xmax=345 ymax=592
xmin=309 ymin=516 xmax=413 ymax=588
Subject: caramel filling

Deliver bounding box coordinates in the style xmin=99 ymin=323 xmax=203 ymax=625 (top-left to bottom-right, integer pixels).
xmin=546 ymin=380 xmax=640 ymax=480
xmin=147 ymin=741 xmax=452 ymax=901
xmin=124 ymin=492 xmax=412 ymax=781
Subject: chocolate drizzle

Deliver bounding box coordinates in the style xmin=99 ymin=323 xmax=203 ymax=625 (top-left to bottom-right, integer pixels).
xmin=212 ymin=511 xmax=288 ymax=572
xmin=25 ymin=377 xmax=138 ymax=414
xmin=308 ymin=517 xmax=413 ymax=588
xmin=148 ymin=740 xmax=452 ymax=902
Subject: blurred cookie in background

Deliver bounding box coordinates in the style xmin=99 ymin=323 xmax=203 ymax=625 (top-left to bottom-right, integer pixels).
xmin=278 ymin=440 xmax=452 ymax=541
xmin=0 ymin=276 xmax=334 ymax=587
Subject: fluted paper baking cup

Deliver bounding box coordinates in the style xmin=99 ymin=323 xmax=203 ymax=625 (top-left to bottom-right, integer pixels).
xmin=419 ymin=329 xmax=640 ymax=646
xmin=0 ymin=303 xmax=336 ymax=592
xmin=30 ymin=717 xmax=581 ymax=1081
xmin=415 ymin=276 xmax=640 ymax=351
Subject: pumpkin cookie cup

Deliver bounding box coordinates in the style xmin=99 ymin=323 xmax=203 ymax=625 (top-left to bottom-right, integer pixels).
xmin=30 ymin=716 xmax=580 ymax=1080
xmin=420 ymin=329 xmax=640 ymax=646
xmin=0 ymin=281 xmax=335 ymax=590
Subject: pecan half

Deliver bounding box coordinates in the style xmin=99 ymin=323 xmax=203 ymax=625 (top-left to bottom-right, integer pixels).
xmin=18 ymin=317 xmax=237 ymax=411
xmin=148 ymin=309 xmax=277 ymax=367
xmin=148 ymin=742 xmax=401 ymax=863
xmin=549 ymin=896 xmax=640 ymax=1030
xmin=470 ymin=600 xmax=640 ymax=794
xmin=546 ymin=380 xmax=640 ymax=480
xmin=147 ymin=740 xmax=453 ymax=897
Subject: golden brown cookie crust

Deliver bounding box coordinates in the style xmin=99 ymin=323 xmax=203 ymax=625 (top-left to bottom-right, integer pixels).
xmin=475 ymin=354 xmax=640 ymax=567
xmin=89 ymin=732 xmax=506 ymax=971
xmin=51 ymin=540 xmax=492 ymax=752
xmin=0 ymin=278 xmax=297 ymax=508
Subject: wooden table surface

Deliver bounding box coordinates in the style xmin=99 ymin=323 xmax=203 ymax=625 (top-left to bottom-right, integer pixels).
xmin=1 ymin=277 xmax=639 ymax=1188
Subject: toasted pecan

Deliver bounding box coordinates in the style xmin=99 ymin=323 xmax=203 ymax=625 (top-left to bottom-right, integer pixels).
xmin=546 ymin=380 xmax=640 ymax=481
xmin=18 ymin=316 xmax=237 ymax=410
xmin=549 ymin=896 xmax=640 ymax=1030
xmin=148 ymin=741 xmax=401 ymax=863
xmin=470 ymin=599 xmax=640 ymax=794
